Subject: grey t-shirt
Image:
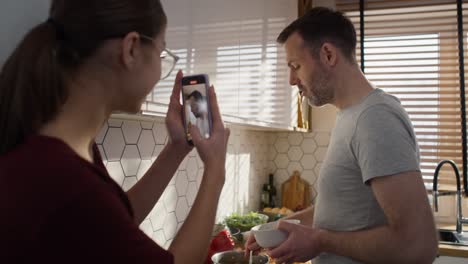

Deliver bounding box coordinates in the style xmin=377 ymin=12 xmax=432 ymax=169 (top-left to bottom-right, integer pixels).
xmin=313 ymin=89 xmax=420 ymax=264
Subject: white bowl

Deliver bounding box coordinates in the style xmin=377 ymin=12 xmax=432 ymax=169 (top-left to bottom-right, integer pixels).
xmin=251 ymin=219 xmax=300 ymax=248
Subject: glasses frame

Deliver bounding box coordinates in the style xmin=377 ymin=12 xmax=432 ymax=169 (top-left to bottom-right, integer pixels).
xmin=140 ymin=34 xmax=180 ymax=80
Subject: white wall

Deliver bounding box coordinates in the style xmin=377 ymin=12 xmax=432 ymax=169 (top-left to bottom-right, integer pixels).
xmin=0 ymin=0 xmax=50 ymax=66
xmin=97 ymin=118 xmax=272 ymax=248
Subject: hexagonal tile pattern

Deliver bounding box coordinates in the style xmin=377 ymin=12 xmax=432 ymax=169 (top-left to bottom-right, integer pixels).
xmin=152 ymin=144 xmax=164 ymax=163
xmin=196 ymin=169 xmax=204 ymax=188
xmin=227 ymin=134 xmax=235 ymax=147
xmin=150 ymin=202 xmax=166 ymax=230
xmin=268 ymin=147 xmax=277 ymax=161
xmin=177 ymin=222 xmax=184 ymax=233
xmin=175 ymin=171 xmax=188 ymax=196
xmin=106 ymin=161 xmax=125 ymax=186
xmin=288 ymin=133 xmax=303 ymax=146
xmin=139 ymin=219 xmax=153 ymax=238
xmin=163 ymin=212 xmax=178 ymax=240
xmin=103 ymin=128 xmax=125 ymax=161
xmin=185 ymin=157 xmax=198 ymax=181
xmin=96 ymin=116 xmax=294 ymax=248
xmin=108 ymin=119 xmax=123 ymax=127
xmin=301 ymin=138 xmax=317 ymax=154
xmin=275 ymin=169 xmax=290 ymax=185
xmin=303 ymin=131 xmax=315 ymax=138
xmin=314 ymin=147 xmax=328 ymax=162
xmin=287 ymin=146 xmax=303 ymax=161
xmin=277 ymin=132 xmax=288 ymax=138
xmin=121 ymin=145 xmax=141 ymax=176
xmin=95 ymin=123 xmax=108 ymax=144
xmin=153 ymin=123 xmax=168 ymax=145
xmin=164 ymin=239 xmax=173 ymax=250
xmin=301 ymin=170 xmax=315 ymax=184
xmin=314 ymin=163 xmax=322 ymax=178
xmin=138 ymin=130 xmax=155 ymax=160
xmin=122 ymin=176 xmax=137 ymax=191
xmin=179 ymin=155 xmax=189 ymax=170
xmin=175 ymin=197 xmax=189 ymax=222
xmin=287 ymin=161 xmax=303 ymax=175
xmin=186 ymin=182 xmax=198 ymax=206
xmin=315 ymin=132 xmax=330 ymax=147
xmin=189 ymin=148 xmax=197 ymax=157
xmin=169 ymin=174 xmax=176 ymax=186
xmin=163 ymin=185 xmax=178 ymax=212
xmin=250 ymin=147 xmax=257 ymax=162
xmin=274 ymin=138 xmax=289 ymax=153
xmin=141 ymin=121 xmax=153 ymax=129
xmin=137 ymin=160 xmax=152 ymax=180
xmin=97 ymin=145 xmax=107 ymax=163
xmin=267 ymin=161 xmax=276 ymax=174
xmin=274 ymin=154 xmax=289 ymax=169
xmin=152 ymin=229 xmax=166 ymax=246
xmin=267 ymin=133 xmax=277 ymax=145
xmin=301 ymin=154 xmax=317 ymax=170
xmin=122 ymin=120 xmax=142 ymax=144
xmin=196 ymin=152 xmax=203 ymax=169
xmin=310 ymin=187 xmax=318 ymax=203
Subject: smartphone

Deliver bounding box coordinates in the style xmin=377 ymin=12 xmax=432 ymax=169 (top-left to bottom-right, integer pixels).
xmin=181 ymin=74 xmax=212 ymax=144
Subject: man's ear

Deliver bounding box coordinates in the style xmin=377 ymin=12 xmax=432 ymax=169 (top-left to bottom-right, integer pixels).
xmin=121 ymin=31 xmax=142 ymax=69
xmin=320 ymin=42 xmax=338 ymax=68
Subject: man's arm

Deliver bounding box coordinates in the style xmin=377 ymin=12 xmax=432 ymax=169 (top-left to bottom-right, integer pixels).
xmin=319 ymin=171 xmax=438 ymax=263
xmin=284 ymin=206 xmax=314 ymax=226
xmin=270 ymin=171 xmax=438 ymax=264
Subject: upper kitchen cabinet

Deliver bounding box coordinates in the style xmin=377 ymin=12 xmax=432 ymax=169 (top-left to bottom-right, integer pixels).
xmin=141 ymin=0 xmax=300 ymax=130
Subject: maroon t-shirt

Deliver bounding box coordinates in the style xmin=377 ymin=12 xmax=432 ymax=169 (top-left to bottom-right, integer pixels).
xmin=0 ymin=135 xmax=173 ymax=263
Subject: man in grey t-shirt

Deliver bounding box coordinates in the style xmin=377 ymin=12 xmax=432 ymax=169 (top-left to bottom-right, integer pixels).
xmin=245 ymin=7 xmax=438 ymax=264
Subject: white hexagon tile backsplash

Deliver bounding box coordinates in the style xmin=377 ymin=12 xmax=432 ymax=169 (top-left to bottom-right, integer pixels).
xmin=95 ymin=118 xmax=330 ymax=249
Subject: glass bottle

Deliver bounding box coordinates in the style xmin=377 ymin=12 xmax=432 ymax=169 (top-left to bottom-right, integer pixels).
xmin=268 ymin=174 xmax=277 ymax=208
xmin=260 ymin=183 xmax=270 ymax=209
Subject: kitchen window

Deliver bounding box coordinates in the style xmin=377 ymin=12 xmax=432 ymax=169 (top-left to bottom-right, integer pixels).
xmin=336 ymin=0 xmax=467 ymax=193
xmin=143 ymin=0 xmax=299 ymax=130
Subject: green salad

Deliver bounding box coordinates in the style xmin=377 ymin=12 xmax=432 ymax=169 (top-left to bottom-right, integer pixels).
xmin=224 ymin=212 xmax=268 ymax=232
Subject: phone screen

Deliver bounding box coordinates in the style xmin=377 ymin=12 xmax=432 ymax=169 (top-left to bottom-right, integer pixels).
xmin=182 ymin=75 xmax=211 ymax=142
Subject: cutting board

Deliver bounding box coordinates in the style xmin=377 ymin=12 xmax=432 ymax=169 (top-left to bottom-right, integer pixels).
xmin=281 ymin=171 xmax=311 ymax=211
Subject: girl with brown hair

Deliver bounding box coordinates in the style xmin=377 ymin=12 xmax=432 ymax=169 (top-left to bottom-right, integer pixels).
xmin=0 ymin=1 xmax=230 ymax=263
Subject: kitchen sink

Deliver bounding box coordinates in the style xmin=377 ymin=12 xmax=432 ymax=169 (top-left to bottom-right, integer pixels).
xmin=438 ymin=229 xmax=468 ymax=246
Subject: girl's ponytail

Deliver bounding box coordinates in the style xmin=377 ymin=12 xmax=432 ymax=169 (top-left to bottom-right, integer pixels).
xmin=0 ymin=21 xmax=66 ymax=154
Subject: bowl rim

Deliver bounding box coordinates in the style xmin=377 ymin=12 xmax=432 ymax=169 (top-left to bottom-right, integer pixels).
xmin=211 ymin=250 xmax=269 ymax=263
xmin=251 ymin=219 xmax=301 ymax=233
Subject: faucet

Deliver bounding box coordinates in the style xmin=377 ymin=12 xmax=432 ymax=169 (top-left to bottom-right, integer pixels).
xmin=433 ymin=160 xmax=468 ymax=234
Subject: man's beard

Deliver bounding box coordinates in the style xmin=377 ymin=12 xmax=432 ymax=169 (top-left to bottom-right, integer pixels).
xmin=306 ymin=69 xmax=333 ymax=107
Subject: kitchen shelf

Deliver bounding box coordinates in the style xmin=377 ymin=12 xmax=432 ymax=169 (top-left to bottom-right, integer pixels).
xmin=110 ymin=112 xmax=311 ymax=133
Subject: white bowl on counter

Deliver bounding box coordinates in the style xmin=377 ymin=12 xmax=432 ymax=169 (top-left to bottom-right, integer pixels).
xmin=251 ymin=219 xmax=300 ymax=248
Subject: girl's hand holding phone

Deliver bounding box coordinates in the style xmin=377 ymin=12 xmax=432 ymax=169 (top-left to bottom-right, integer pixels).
xmin=165 ymin=70 xmax=193 ymax=155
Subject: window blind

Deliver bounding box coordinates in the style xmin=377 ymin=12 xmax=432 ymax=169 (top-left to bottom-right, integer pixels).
xmin=143 ymin=0 xmax=298 ymax=129
xmin=336 ymin=0 xmax=465 ymax=191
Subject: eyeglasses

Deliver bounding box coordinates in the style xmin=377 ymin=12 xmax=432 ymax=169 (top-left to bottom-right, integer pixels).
xmin=140 ymin=34 xmax=180 ymax=80
xmin=160 ymin=48 xmax=179 ymax=80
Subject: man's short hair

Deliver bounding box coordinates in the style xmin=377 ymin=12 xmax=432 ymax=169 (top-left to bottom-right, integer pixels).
xmin=187 ymin=90 xmax=203 ymax=101
xmin=277 ymin=7 xmax=356 ymax=63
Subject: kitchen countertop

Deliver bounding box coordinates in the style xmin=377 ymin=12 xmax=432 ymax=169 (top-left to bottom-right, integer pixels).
xmin=233 ymin=224 xmax=468 ymax=260
xmin=437 ymin=224 xmax=468 ymax=258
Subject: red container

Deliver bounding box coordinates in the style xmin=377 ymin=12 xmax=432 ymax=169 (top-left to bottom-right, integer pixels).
xmin=205 ymin=230 xmax=235 ymax=264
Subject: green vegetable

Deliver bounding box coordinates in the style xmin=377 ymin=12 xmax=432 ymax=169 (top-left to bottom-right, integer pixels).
xmin=224 ymin=212 xmax=268 ymax=232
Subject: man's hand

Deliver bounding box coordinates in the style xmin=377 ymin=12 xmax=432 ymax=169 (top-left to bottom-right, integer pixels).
xmin=244 ymin=231 xmax=261 ymax=258
xmin=267 ymin=221 xmax=322 ymax=264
